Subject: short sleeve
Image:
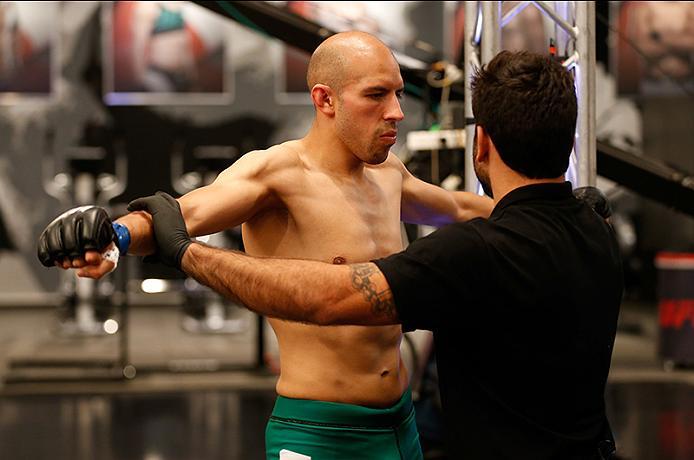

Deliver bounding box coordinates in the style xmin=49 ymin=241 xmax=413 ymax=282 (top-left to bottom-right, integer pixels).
xmin=373 ymin=222 xmax=488 ymax=332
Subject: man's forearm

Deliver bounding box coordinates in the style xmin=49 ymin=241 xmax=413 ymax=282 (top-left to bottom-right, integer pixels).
xmin=180 ymin=243 xmax=399 ymax=326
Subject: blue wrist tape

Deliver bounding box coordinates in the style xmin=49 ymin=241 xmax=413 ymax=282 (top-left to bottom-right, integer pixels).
xmin=112 ymin=222 xmax=131 ymax=255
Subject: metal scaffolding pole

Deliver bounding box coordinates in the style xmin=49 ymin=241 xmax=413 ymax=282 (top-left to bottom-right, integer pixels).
xmin=464 ymin=1 xmax=501 ymax=192
xmin=481 ymin=2 xmax=502 ymax=64
xmin=575 ymin=2 xmax=597 ymax=186
xmin=463 ymin=1 xmax=597 ymax=190
xmin=464 ymin=1 xmax=481 ymax=193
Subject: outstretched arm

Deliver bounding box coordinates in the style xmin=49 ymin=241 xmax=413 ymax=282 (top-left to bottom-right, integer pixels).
xmin=120 ymin=151 xmax=276 ymax=252
xmin=55 ymin=151 xmax=278 ymax=278
xmin=126 ymin=190 xmax=400 ymax=326
xmin=398 ymin=158 xmax=493 ymax=226
xmin=182 ymin=244 xmax=400 ymax=326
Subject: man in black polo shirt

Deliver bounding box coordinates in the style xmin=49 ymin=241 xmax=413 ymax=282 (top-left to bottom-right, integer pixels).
xmin=66 ymin=50 xmax=623 ymax=458
xmin=370 ymin=51 xmax=624 ymax=458
xmin=374 ymin=184 xmax=622 ymax=459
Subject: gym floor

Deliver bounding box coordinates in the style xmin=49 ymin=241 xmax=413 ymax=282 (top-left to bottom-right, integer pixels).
xmin=0 ymin=301 xmax=692 ymax=460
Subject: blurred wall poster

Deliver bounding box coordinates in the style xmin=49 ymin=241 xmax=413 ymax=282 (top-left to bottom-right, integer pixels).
xmin=103 ymin=1 xmax=233 ymax=105
xmin=0 ymin=1 xmax=58 ymax=103
xmin=613 ymin=1 xmax=694 ymax=96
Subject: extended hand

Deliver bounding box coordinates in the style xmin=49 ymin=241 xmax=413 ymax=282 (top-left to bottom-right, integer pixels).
xmin=127 ymin=192 xmax=192 ymax=269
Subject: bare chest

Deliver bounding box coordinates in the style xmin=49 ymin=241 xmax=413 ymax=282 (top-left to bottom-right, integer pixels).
xmin=244 ymin=169 xmax=404 ymax=262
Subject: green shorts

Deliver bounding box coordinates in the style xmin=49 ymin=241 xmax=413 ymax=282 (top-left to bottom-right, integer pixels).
xmin=265 ymin=388 xmax=423 ymax=460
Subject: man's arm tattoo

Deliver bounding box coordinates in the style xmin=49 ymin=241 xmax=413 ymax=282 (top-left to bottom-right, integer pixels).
xmin=350 ymin=263 xmax=397 ymax=319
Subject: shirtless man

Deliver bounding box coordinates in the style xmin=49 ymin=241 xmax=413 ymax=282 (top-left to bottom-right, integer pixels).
xmin=38 ymin=31 xmax=492 ymax=460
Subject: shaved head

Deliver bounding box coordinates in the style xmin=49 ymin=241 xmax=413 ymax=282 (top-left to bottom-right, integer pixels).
xmin=307 ymin=31 xmax=396 ymax=94
xmin=303 ymin=31 xmax=404 ymax=166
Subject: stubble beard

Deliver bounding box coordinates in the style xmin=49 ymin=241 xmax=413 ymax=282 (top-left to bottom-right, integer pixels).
xmin=473 ymin=132 xmax=494 ymax=198
xmin=337 ymin=118 xmax=388 ymax=165
xmin=367 ymin=141 xmax=390 ymax=164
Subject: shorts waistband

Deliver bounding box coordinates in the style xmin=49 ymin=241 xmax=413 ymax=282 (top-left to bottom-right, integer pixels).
xmin=271 ymin=388 xmax=414 ymax=429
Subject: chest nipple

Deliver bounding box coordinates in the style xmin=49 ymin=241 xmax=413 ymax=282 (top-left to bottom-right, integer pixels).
xmin=332 ymin=256 xmax=346 ymax=265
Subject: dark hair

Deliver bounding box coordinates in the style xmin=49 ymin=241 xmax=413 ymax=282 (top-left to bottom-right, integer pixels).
xmin=471 ymin=50 xmax=577 ymax=178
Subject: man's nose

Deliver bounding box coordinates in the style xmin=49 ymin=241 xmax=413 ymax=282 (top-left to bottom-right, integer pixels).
xmin=384 ymin=94 xmax=404 ymax=122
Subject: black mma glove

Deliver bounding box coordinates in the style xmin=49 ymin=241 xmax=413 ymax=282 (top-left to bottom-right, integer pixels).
xmin=127 ymin=192 xmax=192 ymax=269
xmin=37 ymin=206 xmax=116 ymax=267
xmin=573 ymin=186 xmax=612 ymax=219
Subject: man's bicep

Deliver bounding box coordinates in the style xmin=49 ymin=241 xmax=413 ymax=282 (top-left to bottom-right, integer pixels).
xmin=400 ymin=169 xmax=458 ymax=226
xmin=178 ymin=153 xmax=276 ymax=236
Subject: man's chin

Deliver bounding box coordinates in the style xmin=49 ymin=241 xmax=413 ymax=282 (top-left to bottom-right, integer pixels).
xmin=366 ymin=149 xmax=390 ymax=165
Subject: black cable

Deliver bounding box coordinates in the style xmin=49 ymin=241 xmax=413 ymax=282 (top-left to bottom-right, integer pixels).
xmin=595 ymin=9 xmax=694 ymax=100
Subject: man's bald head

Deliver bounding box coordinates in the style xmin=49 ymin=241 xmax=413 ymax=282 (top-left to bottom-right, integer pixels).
xmin=306 ymin=31 xmax=396 ymax=94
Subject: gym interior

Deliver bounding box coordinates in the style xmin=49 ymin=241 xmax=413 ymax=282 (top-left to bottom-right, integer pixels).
xmin=0 ymin=2 xmax=693 ymax=459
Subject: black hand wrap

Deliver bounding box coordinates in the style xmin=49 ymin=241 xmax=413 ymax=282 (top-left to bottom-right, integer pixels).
xmin=37 ymin=206 xmax=115 ymax=267
xmin=127 ymin=192 xmax=192 ymax=269
xmin=573 ymin=186 xmax=612 ymax=219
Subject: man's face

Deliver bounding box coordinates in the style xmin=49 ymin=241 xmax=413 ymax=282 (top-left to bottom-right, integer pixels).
xmin=333 ymin=54 xmax=405 ymax=165
xmin=473 ymin=128 xmax=494 ymax=198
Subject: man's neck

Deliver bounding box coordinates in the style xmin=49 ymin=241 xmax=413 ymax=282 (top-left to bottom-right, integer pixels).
xmin=302 ymin=122 xmax=365 ymax=177
xmin=491 ymin=172 xmax=565 ymax=204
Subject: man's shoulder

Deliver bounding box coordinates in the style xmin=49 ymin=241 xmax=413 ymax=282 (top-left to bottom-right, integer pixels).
xmin=380 ymin=152 xmax=407 ymax=172
xmin=245 ymin=142 xmax=303 ymax=169
xmin=415 ymin=219 xmax=490 ymax=256
xmin=216 ymin=141 xmax=303 ymax=182
xmin=445 ymin=217 xmax=494 ymax=238
xmin=366 ymin=153 xmax=410 ymax=183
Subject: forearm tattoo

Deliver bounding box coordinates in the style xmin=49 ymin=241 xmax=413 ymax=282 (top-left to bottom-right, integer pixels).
xmin=350 ymin=263 xmax=396 ymax=318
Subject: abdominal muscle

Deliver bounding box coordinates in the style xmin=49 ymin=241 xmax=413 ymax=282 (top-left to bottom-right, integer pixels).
xmin=244 ymin=223 xmax=409 ymax=408
xmin=270 ymin=318 xmax=409 ymax=408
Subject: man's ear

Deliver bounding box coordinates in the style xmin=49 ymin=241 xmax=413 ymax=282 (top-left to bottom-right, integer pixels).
xmin=475 ymin=125 xmax=490 ymax=163
xmin=311 ymin=84 xmax=335 ymax=116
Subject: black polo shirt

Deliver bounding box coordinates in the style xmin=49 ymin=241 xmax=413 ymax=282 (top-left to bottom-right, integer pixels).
xmin=375 ymin=182 xmax=623 ymax=459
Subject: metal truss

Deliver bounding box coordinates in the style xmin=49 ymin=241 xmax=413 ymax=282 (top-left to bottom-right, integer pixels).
xmin=463 ymin=1 xmax=596 ymax=191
